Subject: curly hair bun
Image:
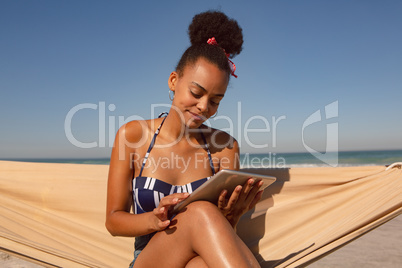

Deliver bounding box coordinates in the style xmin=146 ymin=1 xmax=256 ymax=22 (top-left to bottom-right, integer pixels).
xmin=188 ymin=10 xmax=243 ymax=58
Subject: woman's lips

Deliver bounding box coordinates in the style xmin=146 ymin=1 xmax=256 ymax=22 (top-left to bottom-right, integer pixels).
xmin=189 ymin=112 xmax=205 ymax=121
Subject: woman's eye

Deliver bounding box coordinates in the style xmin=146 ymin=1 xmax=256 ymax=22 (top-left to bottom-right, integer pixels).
xmin=210 ymin=100 xmax=220 ymax=105
xmin=190 ymin=91 xmax=202 ymax=98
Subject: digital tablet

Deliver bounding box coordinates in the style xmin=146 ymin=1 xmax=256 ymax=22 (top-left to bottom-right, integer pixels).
xmin=169 ymin=169 xmax=276 ymax=215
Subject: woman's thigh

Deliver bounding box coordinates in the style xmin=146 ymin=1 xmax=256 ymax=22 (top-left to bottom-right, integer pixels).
xmin=133 ymin=201 xmax=228 ymax=268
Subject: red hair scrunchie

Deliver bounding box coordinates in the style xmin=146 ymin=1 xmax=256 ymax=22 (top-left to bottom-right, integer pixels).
xmin=207 ymin=37 xmax=238 ymax=78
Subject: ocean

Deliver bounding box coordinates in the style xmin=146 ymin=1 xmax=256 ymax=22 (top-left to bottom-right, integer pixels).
xmin=239 ymin=150 xmax=402 ymax=168
xmin=4 ymin=150 xmax=402 ymax=168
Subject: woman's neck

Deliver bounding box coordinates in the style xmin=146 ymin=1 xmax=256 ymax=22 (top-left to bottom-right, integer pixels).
xmin=160 ymin=109 xmax=202 ymax=145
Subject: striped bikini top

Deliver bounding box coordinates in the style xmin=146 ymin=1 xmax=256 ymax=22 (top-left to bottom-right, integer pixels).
xmin=132 ymin=114 xmax=216 ymax=215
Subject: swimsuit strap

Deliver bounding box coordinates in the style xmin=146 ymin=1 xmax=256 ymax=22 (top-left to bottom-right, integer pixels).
xmin=138 ymin=113 xmax=216 ymax=177
xmin=138 ymin=114 xmax=167 ymax=177
xmin=200 ymin=131 xmax=216 ymax=176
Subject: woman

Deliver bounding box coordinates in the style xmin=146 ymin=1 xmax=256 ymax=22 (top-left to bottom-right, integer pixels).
xmin=106 ymin=10 xmax=263 ymax=267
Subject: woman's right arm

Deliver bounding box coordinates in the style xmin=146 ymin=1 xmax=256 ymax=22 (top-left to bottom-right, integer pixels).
xmin=105 ymin=121 xmax=188 ymax=237
xmin=105 ymin=121 xmax=153 ymax=237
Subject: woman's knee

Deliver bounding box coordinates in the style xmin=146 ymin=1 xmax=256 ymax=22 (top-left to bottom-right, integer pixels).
xmin=178 ymin=201 xmax=226 ymax=225
xmin=185 ymin=200 xmax=219 ymax=213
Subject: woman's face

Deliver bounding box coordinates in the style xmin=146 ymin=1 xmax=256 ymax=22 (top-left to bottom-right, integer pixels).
xmin=169 ymin=57 xmax=229 ymax=129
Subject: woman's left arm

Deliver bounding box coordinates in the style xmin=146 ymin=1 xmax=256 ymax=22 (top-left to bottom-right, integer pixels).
xmin=216 ymin=136 xmax=264 ymax=228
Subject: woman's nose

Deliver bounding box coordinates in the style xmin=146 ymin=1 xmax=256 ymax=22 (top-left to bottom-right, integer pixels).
xmin=197 ymin=97 xmax=209 ymax=113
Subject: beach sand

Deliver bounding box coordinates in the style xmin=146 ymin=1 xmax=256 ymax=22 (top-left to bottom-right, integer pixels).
xmin=0 ymin=161 xmax=400 ymax=267
xmin=309 ymin=215 xmax=402 ymax=267
xmin=0 ymin=252 xmax=43 ymax=268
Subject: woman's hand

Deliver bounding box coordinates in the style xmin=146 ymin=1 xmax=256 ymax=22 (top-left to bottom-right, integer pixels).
xmin=151 ymin=193 xmax=189 ymax=231
xmin=217 ymin=179 xmax=264 ymax=228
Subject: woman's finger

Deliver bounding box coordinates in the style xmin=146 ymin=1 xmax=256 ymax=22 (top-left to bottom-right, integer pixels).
xmin=218 ymin=189 xmax=228 ymax=209
xmin=158 ymin=197 xmax=178 ymax=210
xmin=244 ymin=180 xmax=263 ymax=204
xmin=158 ymin=219 xmax=171 ymax=229
xmin=248 ymin=190 xmax=263 ymax=210
xmin=237 ymin=179 xmax=254 ymax=203
xmin=226 ymin=185 xmax=242 ymax=209
xmin=153 ymin=206 xmax=167 ymax=218
xmin=152 ymin=207 xmax=171 ymax=231
xmin=158 ymin=193 xmax=189 ymax=207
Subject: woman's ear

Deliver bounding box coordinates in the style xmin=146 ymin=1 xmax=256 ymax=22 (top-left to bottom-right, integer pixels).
xmin=168 ymin=71 xmax=178 ymax=92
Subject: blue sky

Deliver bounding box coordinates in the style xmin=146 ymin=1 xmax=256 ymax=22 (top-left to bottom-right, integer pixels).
xmin=1 ymin=0 xmax=401 ymax=159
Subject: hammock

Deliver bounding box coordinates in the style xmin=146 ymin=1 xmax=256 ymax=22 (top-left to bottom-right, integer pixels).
xmin=0 ymin=161 xmax=401 ymax=267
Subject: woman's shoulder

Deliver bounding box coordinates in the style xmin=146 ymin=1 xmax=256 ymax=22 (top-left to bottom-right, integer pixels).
xmin=200 ymin=125 xmax=238 ymax=153
xmin=116 ymin=118 xmax=163 ymax=145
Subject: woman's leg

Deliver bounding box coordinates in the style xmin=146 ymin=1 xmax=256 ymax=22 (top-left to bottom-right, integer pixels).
xmin=134 ymin=201 xmax=260 ymax=268
xmin=185 ymin=256 xmax=208 ymax=268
